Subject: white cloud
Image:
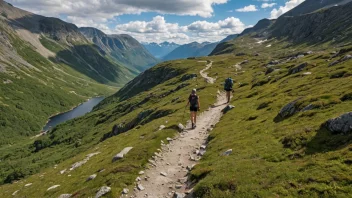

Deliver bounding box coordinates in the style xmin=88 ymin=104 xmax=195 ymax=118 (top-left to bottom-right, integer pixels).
xmin=261 ymin=3 xmax=277 ymax=8
xmin=115 ymin=16 xmax=246 ymax=44
xmin=270 ymin=0 xmax=305 ymax=19
xmin=235 ymin=5 xmax=258 ymax=12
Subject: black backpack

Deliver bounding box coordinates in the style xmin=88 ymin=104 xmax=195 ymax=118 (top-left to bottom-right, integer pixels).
xmin=189 ymin=94 xmax=198 ymax=107
xmin=224 ymin=78 xmax=233 ymax=90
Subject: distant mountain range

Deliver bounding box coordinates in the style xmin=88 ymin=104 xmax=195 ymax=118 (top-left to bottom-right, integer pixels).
xmin=162 ymin=42 xmax=219 ymax=61
xmin=80 ymin=27 xmax=159 ymax=72
xmin=143 ymin=42 xmax=180 ymax=59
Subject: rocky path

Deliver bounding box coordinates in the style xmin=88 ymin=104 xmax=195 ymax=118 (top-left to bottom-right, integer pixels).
xmin=132 ymin=62 xmax=228 ymax=198
xmin=200 ymin=61 xmax=215 ymax=84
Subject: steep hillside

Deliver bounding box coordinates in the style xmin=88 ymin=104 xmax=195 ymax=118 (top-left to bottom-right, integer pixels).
xmin=283 ymin=0 xmax=352 ymax=17
xmin=163 ymin=42 xmax=217 ymax=61
xmin=211 ymin=2 xmax=352 ymax=55
xmin=0 ymin=1 xmax=134 ymax=146
xmin=80 ymin=27 xmax=159 ymax=72
xmin=0 ymin=28 xmax=351 ymax=197
xmin=143 ymin=42 xmax=180 ymax=59
xmin=219 ymin=34 xmax=238 ymax=43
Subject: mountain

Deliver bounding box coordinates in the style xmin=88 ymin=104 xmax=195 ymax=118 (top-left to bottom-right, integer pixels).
xmin=211 ymin=1 xmax=352 ymax=55
xmin=219 ymin=34 xmax=238 ymax=43
xmin=162 ymin=42 xmax=218 ymax=61
xmin=0 ymin=0 xmax=135 ymax=147
xmin=1 ymin=1 xmax=352 ymax=197
xmin=283 ymin=0 xmax=352 ymax=17
xmin=79 ymin=27 xmax=159 ymax=72
xmin=143 ymin=42 xmax=180 ymax=59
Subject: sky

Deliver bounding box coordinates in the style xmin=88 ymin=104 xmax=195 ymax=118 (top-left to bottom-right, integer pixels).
xmin=7 ymin=0 xmax=305 ymax=44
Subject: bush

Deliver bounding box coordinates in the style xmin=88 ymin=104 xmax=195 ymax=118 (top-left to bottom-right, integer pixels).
xmin=1 ymin=11 xmax=8 ymax=18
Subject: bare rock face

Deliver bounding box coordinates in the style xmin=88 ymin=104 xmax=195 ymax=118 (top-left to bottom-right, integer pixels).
xmin=278 ymin=98 xmax=303 ymax=119
xmin=288 ymin=62 xmax=308 ymax=74
xmin=324 ymin=112 xmax=352 ymax=134
xmin=95 ymin=186 xmax=111 ymax=198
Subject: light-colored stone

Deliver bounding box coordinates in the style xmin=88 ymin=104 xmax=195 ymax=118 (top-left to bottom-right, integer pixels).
xmin=160 ymin=172 xmax=168 ymax=177
xmin=95 ymin=186 xmax=111 ymax=198
xmin=60 ymin=169 xmax=67 ymax=174
xmin=87 ymin=174 xmax=97 ymax=181
xmin=159 ymin=125 xmax=166 ymax=130
xmin=58 ymin=194 xmax=72 ymax=198
xmin=47 ymin=185 xmax=60 ymax=191
xmin=12 ymin=190 xmax=19 ymax=196
xmin=137 ymin=184 xmax=145 ymax=191
xmin=24 ymin=183 xmax=32 ymax=187
xmin=122 ymin=188 xmax=129 ymax=194
xmin=173 ymin=192 xmax=185 ymax=198
xmin=139 ymin=171 xmax=145 ymax=175
xmin=178 ymin=124 xmax=185 ymax=132
xmin=112 ymin=147 xmax=133 ymax=162
xmin=223 ymin=149 xmax=232 ymax=156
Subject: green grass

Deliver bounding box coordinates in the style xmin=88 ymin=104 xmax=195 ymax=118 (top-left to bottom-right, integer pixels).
xmin=1 ymin=18 xmax=352 ymax=198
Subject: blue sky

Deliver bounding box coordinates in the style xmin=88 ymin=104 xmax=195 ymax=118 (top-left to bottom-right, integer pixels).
xmin=7 ymin=0 xmax=305 ymax=44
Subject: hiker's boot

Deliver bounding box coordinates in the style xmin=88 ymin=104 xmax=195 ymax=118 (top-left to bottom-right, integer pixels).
xmin=191 ymin=123 xmax=194 ymax=129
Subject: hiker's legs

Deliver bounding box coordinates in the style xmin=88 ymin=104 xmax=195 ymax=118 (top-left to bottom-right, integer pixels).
xmin=194 ymin=112 xmax=197 ymax=125
xmin=226 ymin=91 xmax=231 ymax=103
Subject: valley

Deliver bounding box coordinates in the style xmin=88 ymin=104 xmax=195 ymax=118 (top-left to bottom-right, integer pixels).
xmin=0 ymin=0 xmax=351 ymax=198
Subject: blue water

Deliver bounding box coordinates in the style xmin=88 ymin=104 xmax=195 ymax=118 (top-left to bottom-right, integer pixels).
xmin=43 ymin=97 xmax=105 ymax=131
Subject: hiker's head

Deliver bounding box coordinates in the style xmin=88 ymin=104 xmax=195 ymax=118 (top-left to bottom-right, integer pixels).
xmin=191 ymin=89 xmax=196 ymax=95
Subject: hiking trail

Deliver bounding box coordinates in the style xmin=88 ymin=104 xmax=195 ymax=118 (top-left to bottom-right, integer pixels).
xmin=132 ymin=62 xmax=228 ymax=198
xmin=199 ymin=61 xmax=215 ymax=84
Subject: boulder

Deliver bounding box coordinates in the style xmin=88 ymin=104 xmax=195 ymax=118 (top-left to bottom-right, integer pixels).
xmin=122 ymin=188 xmax=129 ymax=194
xmin=222 ymin=105 xmax=235 ymax=114
xmin=265 ymin=67 xmax=275 ymax=75
xmin=87 ymin=174 xmax=97 ymax=181
xmin=278 ymin=98 xmax=303 ymax=118
xmin=223 ymin=149 xmax=233 ymax=156
xmin=181 ymin=74 xmax=197 ymax=81
xmin=288 ymin=62 xmax=308 ymax=74
xmin=95 ymin=186 xmax=111 ymax=198
xmin=47 ymin=185 xmax=60 ymax=191
xmin=341 ymin=54 xmax=352 ymax=62
xmin=58 ymin=194 xmax=72 ymax=198
xmin=137 ymin=184 xmax=145 ymax=191
xmin=112 ymin=147 xmax=133 ymax=162
xmin=324 ymin=112 xmax=352 ymax=134
xmin=178 ymin=123 xmax=185 ymax=132
xmin=173 ymin=192 xmax=185 ymax=198
xmin=329 ymin=60 xmax=340 ymax=66
xmin=268 ymin=60 xmax=279 ymax=65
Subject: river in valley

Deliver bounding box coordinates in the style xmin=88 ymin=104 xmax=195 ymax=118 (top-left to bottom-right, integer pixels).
xmin=42 ymin=97 xmax=105 ymax=131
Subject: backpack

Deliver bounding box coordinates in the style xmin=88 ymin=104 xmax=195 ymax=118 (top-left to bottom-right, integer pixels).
xmin=189 ymin=94 xmax=198 ymax=107
xmin=224 ymin=78 xmax=233 ymax=90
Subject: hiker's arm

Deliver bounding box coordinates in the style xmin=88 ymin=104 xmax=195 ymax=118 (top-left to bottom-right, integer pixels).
xmin=197 ymin=97 xmax=200 ymax=110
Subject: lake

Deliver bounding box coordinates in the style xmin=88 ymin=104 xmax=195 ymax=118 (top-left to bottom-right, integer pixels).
xmin=42 ymin=97 xmax=105 ymax=131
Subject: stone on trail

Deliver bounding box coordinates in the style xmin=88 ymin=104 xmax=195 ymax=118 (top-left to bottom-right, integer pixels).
xmin=178 ymin=123 xmax=185 ymax=132
xmin=136 ymin=177 xmax=142 ymax=181
xmin=222 ymin=105 xmax=235 ymax=114
xmin=175 ymin=184 xmax=183 ymax=189
xmin=160 ymin=172 xmax=168 ymax=177
xmin=173 ymin=192 xmax=185 ymax=198
xmin=137 ymin=184 xmax=145 ymax=191
xmin=47 ymin=185 xmax=60 ymax=191
xmin=122 ymin=188 xmax=129 ymax=194
xmin=166 ymin=137 xmax=173 ymax=142
xmin=58 ymin=194 xmax=72 ymax=198
xmin=324 ymin=112 xmax=352 ymax=134
xmin=223 ymin=149 xmax=233 ymax=156
xmin=112 ymin=147 xmax=133 ymax=162
xmin=87 ymin=174 xmax=97 ymax=181
xmin=139 ymin=171 xmax=145 ymax=175
xmin=95 ymin=186 xmax=111 ymax=198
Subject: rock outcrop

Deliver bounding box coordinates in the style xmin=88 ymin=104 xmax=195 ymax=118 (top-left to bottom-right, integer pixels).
xmin=95 ymin=186 xmax=111 ymax=198
xmin=324 ymin=112 xmax=352 ymax=134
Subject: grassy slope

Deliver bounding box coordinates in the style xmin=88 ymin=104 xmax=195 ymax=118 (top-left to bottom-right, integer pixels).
xmin=0 ymin=34 xmax=351 ymax=197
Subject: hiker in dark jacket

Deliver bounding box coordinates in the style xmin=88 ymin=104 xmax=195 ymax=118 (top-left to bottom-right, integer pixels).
xmin=187 ymin=89 xmax=200 ymax=129
xmin=224 ymin=77 xmax=234 ymax=103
